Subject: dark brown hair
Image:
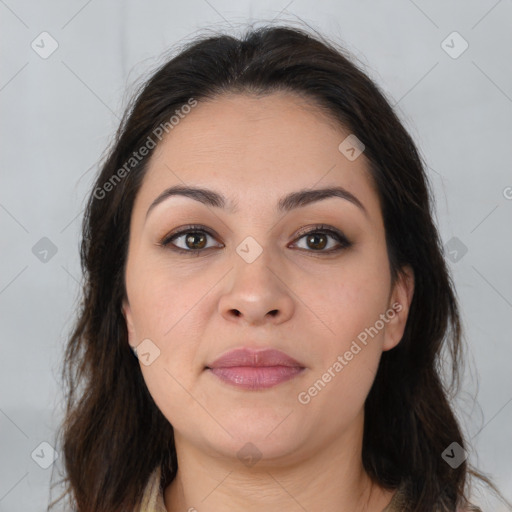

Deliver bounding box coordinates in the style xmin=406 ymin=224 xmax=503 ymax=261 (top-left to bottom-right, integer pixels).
xmin=49 ymin=24 xmax=508 ymax=512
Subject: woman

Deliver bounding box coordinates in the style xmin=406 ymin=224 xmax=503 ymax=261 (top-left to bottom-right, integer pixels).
xmin=49 ymin=25 xmax=509 ymax=511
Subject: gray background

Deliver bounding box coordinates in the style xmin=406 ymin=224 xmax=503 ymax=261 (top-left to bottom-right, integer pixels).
xmin=1 ymin=0 xmax=511 ymax=510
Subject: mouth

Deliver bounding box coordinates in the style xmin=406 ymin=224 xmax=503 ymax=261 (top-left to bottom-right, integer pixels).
xmin=205 ymin=347 xmax=306 ymax=390
xmin=205 ymin=366 xmax=305 ymax=390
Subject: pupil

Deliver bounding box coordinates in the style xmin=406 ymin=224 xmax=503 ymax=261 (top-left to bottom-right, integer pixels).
xmin=186 ymin=233 xmax=206 ymax=249
xmin=308 ymin=233 xmax=326 ymax=250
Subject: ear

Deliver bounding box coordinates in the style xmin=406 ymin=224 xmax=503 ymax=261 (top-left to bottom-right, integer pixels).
xmin=382 ymin=265 xmax=415 ymax=351
xmin=121 ymin=298 xmax=137 ymax=348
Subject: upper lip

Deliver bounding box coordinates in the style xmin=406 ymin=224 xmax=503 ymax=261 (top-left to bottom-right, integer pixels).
xmin=206 ymin=348 xmax=304 ymax=369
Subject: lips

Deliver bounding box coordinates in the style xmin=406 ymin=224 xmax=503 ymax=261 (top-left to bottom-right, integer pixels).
xmin=205 ymin=348 xmax=305 ymax=390
xmin=206 ymin=347 xmax=304 ymax=369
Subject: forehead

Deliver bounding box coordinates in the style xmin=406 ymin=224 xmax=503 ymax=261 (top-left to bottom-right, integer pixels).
xmin=133 ymin=92 xmax=381 ymax=224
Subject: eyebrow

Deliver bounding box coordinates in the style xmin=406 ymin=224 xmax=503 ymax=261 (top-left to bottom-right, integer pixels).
xmin=145 ymin=184 xmax=368 ymax=220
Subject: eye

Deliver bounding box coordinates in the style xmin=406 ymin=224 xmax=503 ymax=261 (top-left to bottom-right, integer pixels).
xmin=159 ymin=224 xmax=223 ymax=255
xmin=291 ymin=224 xmax=352 ymax=253
xmin=159 ymin=223 xmax=352 ymax=255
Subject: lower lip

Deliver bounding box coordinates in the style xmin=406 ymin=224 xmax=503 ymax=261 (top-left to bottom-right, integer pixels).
xmin=207 ymin=366 xmax=305 ymax=390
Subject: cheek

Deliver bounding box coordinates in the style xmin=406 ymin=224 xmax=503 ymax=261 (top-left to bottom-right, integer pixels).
xmin=294 ymin=256 xmax=390 ymax=422
xmin=295 ymin=252 xmax=390 ymax=423
xmin=126 ymin=259 xmax=207 ymax=401
xmin=126 ymin=244 xmax=227 ymax=383
xmin=137 ymin=328 xmax=206 ymax=435
xmin=296 ymin=250 xmax=391 ymax=350
xmin=127 ymin=255 xmax=202 ymax=337
xmin=297 ymin=348 xmax=380 ymax=435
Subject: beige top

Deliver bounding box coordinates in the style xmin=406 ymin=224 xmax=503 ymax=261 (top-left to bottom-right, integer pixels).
xmin=138 ymin=466 xmax=167 ymax=512
xmin=137 ymin=466 xmax=474 ymax=512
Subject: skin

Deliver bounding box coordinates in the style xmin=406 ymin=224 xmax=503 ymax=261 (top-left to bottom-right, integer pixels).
xmin=122 ymin=92 xmax=414 ymax=512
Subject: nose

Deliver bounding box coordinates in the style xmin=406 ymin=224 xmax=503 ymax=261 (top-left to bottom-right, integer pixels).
xmin=218 ymin=255 xmax=295 ymax=327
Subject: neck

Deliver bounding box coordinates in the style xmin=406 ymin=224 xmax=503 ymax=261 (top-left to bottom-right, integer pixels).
xmin=163 ymin=411 xmax=394 ymax=512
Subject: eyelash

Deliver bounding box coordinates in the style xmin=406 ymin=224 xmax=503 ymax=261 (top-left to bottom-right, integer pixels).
xmin=158 ymin=223 xmax=352 ymax=256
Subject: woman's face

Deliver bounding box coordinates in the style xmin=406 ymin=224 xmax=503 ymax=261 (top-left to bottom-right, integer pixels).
xmin=122 ymin=92 xmax=413 ymax=465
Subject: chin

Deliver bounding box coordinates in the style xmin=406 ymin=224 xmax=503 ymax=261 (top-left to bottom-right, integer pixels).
xmin=208 ymin=420 xmax=304 ymax=460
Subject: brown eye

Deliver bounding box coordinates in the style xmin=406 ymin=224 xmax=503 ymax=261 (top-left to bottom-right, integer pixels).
xmin=183 ymin=232 xmax=207 ymax=250
xmin=305 ymin=232 xmax=328 ymax=251
xmin=160 ymin=224 xmax=351 ymax=256
xmin=292 ymin=225 xmax=352 ymax=253
xmin=160 ymin=225 xmax=223 ymax=254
